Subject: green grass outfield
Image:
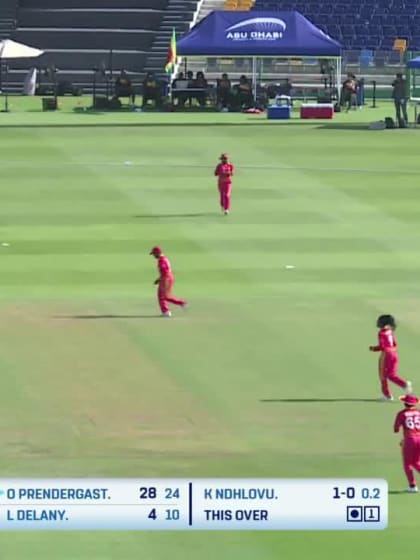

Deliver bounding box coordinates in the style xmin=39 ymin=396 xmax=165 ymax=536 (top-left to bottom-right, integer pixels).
xmin=0 ymin=96 xmax=419 ymax=558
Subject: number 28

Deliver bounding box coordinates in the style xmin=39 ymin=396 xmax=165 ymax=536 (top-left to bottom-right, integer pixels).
xmin=139 ymin=487 xmax=157 ymax=499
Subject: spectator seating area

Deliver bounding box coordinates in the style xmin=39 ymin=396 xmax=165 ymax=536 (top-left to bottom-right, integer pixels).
xmin=254 ymin=0 xmax=420 ymax=50
xmin=0 ymin=0 xmax=17 ymax=41
xmin=225 ymin=0 xmax=255 ymax=9
xmin=6 ymin=0 xmax=198 ymax=93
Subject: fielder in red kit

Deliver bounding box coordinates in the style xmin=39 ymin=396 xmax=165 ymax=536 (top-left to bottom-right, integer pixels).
xmin=214 ymin=153 xmax=234 ymax=215
xmin=150 ymin=246 xmax=187 ymax=317
xmin=369 ymin=314 xmax=412 ymax=401
xmin=394 ymin=393 xmax=420 ymax=493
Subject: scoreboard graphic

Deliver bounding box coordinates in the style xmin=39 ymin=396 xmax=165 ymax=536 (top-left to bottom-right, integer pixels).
xmin=0 ymin=479 xmax=388 ymax=530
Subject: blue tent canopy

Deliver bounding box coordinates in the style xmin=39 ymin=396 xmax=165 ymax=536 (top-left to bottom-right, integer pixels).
xmin=407 ymin=56 xmax=420 ymax=68
xmin=177 ymin=11 xmax=341 ymax=57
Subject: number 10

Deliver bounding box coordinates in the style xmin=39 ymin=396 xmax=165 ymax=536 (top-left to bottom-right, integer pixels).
xmin=165 ymin=509 xmax=180 ymax=521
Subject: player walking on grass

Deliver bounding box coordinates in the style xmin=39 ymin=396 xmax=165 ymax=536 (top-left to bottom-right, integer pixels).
xmin=369 ymin=314 xmax=413 ymax=401
xmin=394 ymin=394 xmax=420 ymax=493
xmin=150 ymin=246 xmax=187 ymax=317
xmin=214 ymin=153 xmax=234 ymax=215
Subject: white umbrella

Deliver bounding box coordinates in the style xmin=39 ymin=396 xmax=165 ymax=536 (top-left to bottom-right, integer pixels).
xmin=0 ymin=39 xmax=44 ymax=111
xmin=0 ymin=39 xmax=44 ymax=59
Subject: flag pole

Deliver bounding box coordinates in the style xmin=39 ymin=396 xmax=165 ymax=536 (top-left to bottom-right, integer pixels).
xmin=164 ymin=28 xmax=177 ymax=105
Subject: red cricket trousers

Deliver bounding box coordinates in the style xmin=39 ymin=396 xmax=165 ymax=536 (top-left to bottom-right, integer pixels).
xmin=158 ymin=275 xmax=185 ymax=313
xmin=379 ymin=352 xmax=407 ymax=398
xmin=218 ymin=181 xmax=232 ymax=211
xmin=401 ymin=438 xmax=420 ymax=487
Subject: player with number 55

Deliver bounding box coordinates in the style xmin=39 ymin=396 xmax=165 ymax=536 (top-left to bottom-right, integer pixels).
xmin=394 ymin=393 xmax=420 ymax=493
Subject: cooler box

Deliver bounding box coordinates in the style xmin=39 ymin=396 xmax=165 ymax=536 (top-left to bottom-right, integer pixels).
xmin=300 ymin=103 xmax=334 ymax=119
xmin=267 ymin=105 xmax=291 ymax=120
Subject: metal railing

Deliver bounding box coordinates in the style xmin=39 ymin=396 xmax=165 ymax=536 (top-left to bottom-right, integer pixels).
xmin=179 ymin=49 xmax=407 ymax=98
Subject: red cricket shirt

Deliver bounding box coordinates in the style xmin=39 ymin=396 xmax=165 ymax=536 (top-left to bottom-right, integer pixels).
xmin=394 ymin=408 xmax=420 ymax=440
xmin=158 ymin=255 xmax=172 ymax=279
xmin=215 ymin=162 xmax=234 ymax=185
xmin=371 ymin=328 xmax=397 ymax=353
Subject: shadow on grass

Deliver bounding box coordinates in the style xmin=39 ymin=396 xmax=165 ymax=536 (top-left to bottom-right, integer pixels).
xmin=0 ymin=118 xmax=332 ymax=129
xmin=388 ymin=490 xmax=410 ymax=495
xmin=260 ymin=398 xmax=381 ymax=403
xmin=315 ymin=122 xmax=405 ymax=131
xmin=54 ymin=314 xmax=161 ymax=320
xmin=0 ymin=111 xmax=379 ymax=129
xmin=22 ymin=109 xmax=107 ymax=115
xmin=317 ymin=122 xmax=372 ymax=130
xmin=0 ymin=121 xmax=268 ymax=129
xmin=133 ymin=212 xmax=214 ymax=219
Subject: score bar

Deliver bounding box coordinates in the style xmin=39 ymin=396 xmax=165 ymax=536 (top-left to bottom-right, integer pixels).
xmin=0 ymin=478 xmax=388 ymax=530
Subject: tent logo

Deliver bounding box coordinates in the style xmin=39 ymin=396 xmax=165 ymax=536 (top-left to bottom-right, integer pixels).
xmin=225 ymin=17 xmax=287 ymax=41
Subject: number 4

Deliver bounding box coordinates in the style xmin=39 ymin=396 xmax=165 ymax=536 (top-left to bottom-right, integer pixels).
xmin=148 ymin=509 xmax=157 ymax=520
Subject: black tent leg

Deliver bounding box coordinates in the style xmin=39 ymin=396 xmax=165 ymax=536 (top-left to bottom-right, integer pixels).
xmin=2 ymin=64 xmax=9 ymax=112
xmin=371 ymin=80 xmax=377 ymax=108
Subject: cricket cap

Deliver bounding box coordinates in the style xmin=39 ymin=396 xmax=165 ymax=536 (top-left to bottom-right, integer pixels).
xmin=399 ymin=394 xmax=419 ymax=405
xmin=150 ymin=246 xmax=163 ymax=256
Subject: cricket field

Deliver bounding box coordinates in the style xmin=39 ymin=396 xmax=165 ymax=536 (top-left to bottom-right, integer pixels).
xmin=0 ymin=97 xmax=419 ymax=558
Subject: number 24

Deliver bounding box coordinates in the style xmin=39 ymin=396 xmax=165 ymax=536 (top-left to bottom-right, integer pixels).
xmin=165 ymin=488 xmax=180 ymax=499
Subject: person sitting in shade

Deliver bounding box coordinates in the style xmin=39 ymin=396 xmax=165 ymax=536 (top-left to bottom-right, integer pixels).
xmin=279 ymin=78 xmax=292 ymax=97
xmin=235 ymin=75 xmax=253 ymax=109
xmin=172 ymin=72 xmax=188 ymax=107
xmin=216 ymin=73 xmax=231 ymax=110
xmin=115 ymin=69 xmax=135 ymax=104
xmin=142 ymin=72 xmax=162 ymax=109
xmin=193 ymin=71 xmax=208 ymax=108
xmin=185 ymin=70 xmax=195 ymax=106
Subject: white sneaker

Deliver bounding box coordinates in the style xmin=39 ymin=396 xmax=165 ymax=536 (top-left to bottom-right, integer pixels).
xmin=382 ymin=395 xmax=394 ymax=402
xmin=224 ymin=210 xmax=229 ymax=215
xmin=405 ymin=381 xmax=413 ymax=394
xmin=407 ymin=486 xmax=418 ymax=493
xmin=161 ymin=311 xmax=172 ymax=317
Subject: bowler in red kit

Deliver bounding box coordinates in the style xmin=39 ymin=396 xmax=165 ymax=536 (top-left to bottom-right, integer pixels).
xmin=150 ymin=246 xmax=187 ymax=317
xmin=394 ymin=393 xmax=420 ymax=492
xmin=369 ymin=314 xmax=412 ymax=401
xmin=214 ymin=153 xmax=234 ymax=215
